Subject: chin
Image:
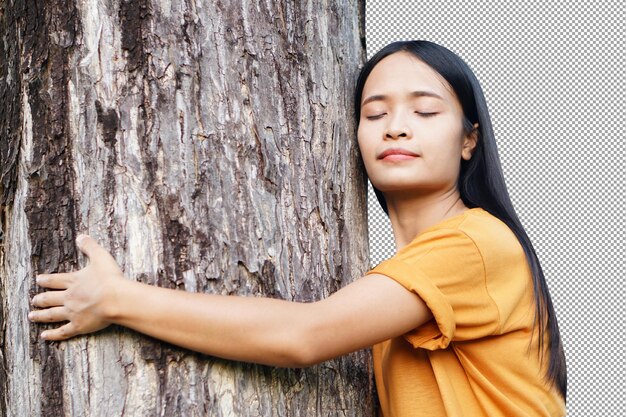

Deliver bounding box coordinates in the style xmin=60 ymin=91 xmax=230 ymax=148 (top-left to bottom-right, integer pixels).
xmin=373 ymin=183 xmax=425 ymax=193
xmin=376 ymin=180 xmax=447 ymax=196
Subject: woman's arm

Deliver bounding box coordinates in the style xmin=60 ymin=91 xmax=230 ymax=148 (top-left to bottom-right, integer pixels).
xmin=29 ymin=235 xmax=432 ymax=367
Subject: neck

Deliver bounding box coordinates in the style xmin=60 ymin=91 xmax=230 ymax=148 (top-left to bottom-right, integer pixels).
xmin=384 ymin=186 xmax=469 ymax=251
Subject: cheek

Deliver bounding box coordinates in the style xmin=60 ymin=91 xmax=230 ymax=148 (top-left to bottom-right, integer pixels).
xmin=420 ymin=126 xmax=465 ymax=166
xmin=356 ymin=125 xmax=370 ymax=154
xmin=356 ymin=127 xmax=366 ymax=158
xmin=356 ymin=126 xmax=378 ymax=177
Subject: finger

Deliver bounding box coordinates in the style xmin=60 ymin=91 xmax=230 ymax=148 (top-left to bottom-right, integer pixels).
xmin=76 ymin=234 xmax=123 ymax=274
xmin=41 ymin=322 xmax=78 ymax=341
xmin=76 ymin=234 xmax=117 ymax=264
xmin=31 ymin=290 xmax=67 ymax=308
xmin=36 ymin=272 xmax=75 ymax=290
xmin=28 ymin=306 xmax=68 ymax=323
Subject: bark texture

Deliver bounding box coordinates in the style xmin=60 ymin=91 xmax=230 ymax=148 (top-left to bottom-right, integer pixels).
xmin=0 ymin=0 xmax=373 ymax=416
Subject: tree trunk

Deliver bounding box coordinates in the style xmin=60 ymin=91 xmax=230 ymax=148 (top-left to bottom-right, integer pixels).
xmin=0 ymin=1 xmax=373 ymax=416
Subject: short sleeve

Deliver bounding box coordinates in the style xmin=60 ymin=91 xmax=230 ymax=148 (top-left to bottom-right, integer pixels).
xmin=366 ymin=228 xmax=501 ymax=350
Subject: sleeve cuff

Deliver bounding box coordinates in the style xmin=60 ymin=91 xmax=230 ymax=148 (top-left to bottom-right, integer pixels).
xmin=366 ymin=258 xmax=455 ymax=350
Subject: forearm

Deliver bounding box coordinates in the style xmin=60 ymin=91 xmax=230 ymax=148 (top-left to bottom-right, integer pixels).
xmin=109 ymin=279 xmax=313 ymax=367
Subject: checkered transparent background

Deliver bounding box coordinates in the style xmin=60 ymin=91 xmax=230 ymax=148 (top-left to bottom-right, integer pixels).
xmin=364 ymin=1 xmax=625 ymax=415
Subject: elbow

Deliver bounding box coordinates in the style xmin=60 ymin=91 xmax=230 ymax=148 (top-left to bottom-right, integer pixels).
xmin=287 ymin=343 xmax=323 ymax=368
xmin=277 ymin=355 xmax=314 ymax=369
xmin=282 ymin=347 xmax=322 ymax=369
xmin=282 ymin=320 xmax=330 ymax=368
xmin=270 ymin=333 xmax=317 ymax=368
xmin=277 ymin=320 xmax=326 ymax=368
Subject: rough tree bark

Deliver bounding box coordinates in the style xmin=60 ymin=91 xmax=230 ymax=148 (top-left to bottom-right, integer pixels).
xmin=0 ymin=1 xmax=374 ymax=416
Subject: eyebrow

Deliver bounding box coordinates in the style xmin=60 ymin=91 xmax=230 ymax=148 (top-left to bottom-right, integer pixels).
xmin=361 ymin=90 xmax=444 ymax=107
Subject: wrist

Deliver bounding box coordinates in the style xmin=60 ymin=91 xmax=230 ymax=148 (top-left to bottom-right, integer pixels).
xmin=101 ymin=274 xmax=132 ymax=324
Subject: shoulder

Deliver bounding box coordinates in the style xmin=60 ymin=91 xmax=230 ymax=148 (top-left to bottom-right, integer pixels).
xmin=392 ymin=207 xmax=522 ymax=261
xmin=456 ymin=208 xmax=528 ymax=267
xmin=389 ymin=207 xmax=530 ymax=284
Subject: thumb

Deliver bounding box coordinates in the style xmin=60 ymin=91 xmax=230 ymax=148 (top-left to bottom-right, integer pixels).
xmin=76 ymin=233 xmax=123 ymax=276
xmin=76 ymin=233 xmax=108 ymax=260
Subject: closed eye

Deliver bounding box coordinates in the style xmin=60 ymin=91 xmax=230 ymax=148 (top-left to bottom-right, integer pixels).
xmin=365 ymin=111 xmax=437 ymax=120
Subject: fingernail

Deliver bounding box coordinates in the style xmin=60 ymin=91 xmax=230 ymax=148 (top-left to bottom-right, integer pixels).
xmin=76 ymin=234 xmax=86 ymax=246
xmin=28 ymin=312 xmax=34 ymax=320
xmin=40 ymin=331 xmax=48 ymax=339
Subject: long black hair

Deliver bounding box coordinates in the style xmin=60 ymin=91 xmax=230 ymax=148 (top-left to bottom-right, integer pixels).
xmin=354 ymin=40 xmax=567 ymax=400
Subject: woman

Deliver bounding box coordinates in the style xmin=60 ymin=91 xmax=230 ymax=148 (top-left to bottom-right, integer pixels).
xmin=29 ymin=40 xmax=566 ymax=416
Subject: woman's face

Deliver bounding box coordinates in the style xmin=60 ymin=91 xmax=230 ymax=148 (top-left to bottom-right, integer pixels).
xmin=357 ymin=52 xmax=476 ymax=199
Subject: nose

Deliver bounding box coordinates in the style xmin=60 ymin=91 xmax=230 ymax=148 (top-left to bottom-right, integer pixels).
xmin=385 ymin=111 xmax=412 ymax=139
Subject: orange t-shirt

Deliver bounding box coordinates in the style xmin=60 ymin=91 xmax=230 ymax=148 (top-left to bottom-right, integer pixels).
xmin=365 ymin=207 xmax=565 ymax=417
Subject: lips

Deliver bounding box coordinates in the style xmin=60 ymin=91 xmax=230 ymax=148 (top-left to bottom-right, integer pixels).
xmin=377 ymin=148 xmax=420 ymax=159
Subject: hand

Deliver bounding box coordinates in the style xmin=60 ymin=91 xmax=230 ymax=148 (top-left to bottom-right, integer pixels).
xmin=28 ymin=234 xmax=126 ymax=341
